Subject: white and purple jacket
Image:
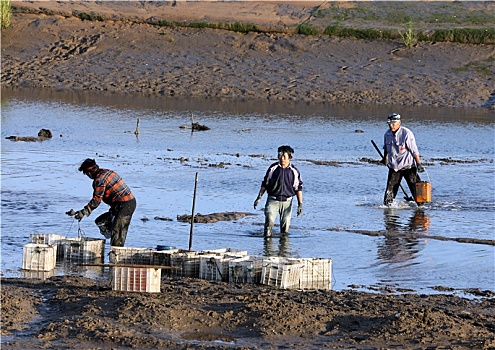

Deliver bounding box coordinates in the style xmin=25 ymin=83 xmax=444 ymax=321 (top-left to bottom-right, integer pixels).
xmin=262 ymin=162 xmax=303 ymax=201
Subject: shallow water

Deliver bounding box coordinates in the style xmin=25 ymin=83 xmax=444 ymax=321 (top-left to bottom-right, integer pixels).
xmin=1 ymin=88 xmax=494 ymax=294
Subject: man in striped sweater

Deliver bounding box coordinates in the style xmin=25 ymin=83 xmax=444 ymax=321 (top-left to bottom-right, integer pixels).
xmin=70 ymin=158 xmax=136 ymax=247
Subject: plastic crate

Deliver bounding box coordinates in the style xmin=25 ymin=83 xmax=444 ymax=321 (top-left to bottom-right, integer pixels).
xmin=29 ymin=233 xmax=66 ymax=258
xmin=169 ymin=250 xmax=200 ymax=278
xmin=261 ymin=257 xmax=304 ymax=289
xmin=109 ymin=246 xmax=155 ymax=265
xmin=61 ymin=237 xmax=105 ymax=262
xmin=199 ymin=255 xmax=234 ymax=282
xmin=228 ymin=256 xmax=264 ymax=284
xmin=299 ymin=258 xmax=332 ymax=290
xmin=112 ymin=266 xmax=161 ymax=293
xmin=22 ymin=243 xmax=57 ymax=271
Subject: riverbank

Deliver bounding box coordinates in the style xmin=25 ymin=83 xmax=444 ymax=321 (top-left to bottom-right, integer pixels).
xmin=1 ymin=1 xmax=494 ymax=108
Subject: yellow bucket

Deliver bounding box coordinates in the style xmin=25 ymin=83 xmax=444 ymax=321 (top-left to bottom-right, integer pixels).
xmin=415 ymin=181 xmax=432 ymax=203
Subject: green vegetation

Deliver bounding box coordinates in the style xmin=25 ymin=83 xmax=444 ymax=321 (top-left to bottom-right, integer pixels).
xmin=78 ymin=12 xmax=104 ymax=22
xmin=426 ymin=28 xmax=495 ymax=45
xmin=323 ymin=25 xmax=494 ymax=45
xmin=1 ymin=0 xmax=12 ymax=29
xmin=297 ymin=23 xmax=319 ymax=36
xmin=151 ymin=19 xmax=259 ymax=34
xmin=399 ymin=21 xmax=417 ymax=47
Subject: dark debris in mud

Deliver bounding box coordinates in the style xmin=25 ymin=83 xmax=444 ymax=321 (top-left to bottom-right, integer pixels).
xmin=5 ymin=128 xmax=53 ymax=142
xmin=432 ymin=157 xmax=492 ymax=164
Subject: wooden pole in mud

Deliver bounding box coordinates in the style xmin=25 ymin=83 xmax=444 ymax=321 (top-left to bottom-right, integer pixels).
xmin=134 ymin=118 xmax=140 ymax=135
xmin=189 ymin=172 xmax=198 ymax=251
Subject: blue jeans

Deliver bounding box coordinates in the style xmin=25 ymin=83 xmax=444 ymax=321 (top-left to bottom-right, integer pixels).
xmin=264 ymin=196 xmax=293 ymax=236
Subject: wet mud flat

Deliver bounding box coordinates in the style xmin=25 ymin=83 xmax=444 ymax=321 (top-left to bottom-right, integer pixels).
xmin=1 ymin=276 xmax=494 ymax=350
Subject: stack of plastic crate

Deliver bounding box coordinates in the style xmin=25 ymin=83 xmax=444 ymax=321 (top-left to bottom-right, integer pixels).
xmin=299 ymin=258 xmax=332 ymax=290
xmin=228 ymin=255 xmax=264 ymax=284
xmin=260 ymin=257 xmax=305 ymax=289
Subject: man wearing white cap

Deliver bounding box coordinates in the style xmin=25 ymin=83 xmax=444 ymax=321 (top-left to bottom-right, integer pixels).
xmin=382 ymin=113 xmax=425 ymax=206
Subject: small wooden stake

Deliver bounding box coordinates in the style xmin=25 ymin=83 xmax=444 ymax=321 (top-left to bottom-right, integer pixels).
xmin=189 ymin=172 xmax=198 ymax=251
xmin=134 ymin=118 xmax=140 ymax=135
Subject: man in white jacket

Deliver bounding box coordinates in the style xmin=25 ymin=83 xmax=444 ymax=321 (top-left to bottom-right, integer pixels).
xmin=382 ymin=113 xmax=425 ymax=206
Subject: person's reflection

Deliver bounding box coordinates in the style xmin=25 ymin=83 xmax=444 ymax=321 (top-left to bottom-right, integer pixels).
xmin=383 ymin=208 xmax=401 ymax=232
xmin=379 ymin=209 xmax=429 ymax=264
xmin=263 ymin=235 xmax=291 ymax=257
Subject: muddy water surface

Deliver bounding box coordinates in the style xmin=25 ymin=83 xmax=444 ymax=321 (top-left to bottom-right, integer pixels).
xmin=1 ymin=88 xmax=494 ymax=294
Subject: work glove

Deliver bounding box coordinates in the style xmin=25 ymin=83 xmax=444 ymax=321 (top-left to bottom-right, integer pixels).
xmin=417 ymin=164 xmax=425 ymax=173
xmin=65 ymin=209 xmax=76 ymax=216
xmin=254 ymin=197 xmax=261 ymax=209
xmin=297 ymin=203 xmax=303 ymax=216
xmin=74 ymin=208 xmax=90 ymax=221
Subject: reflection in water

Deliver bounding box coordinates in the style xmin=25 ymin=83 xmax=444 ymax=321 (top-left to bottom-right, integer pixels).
xmin=384 ymin=209 xmax=430 ymax=232
xmin=379 ymin=209 xmax=430 ymax=264
xmin=263 ymin=235 xmax=291 ymax=257
xmin=408 ymin=210 xmax=430 ymax=232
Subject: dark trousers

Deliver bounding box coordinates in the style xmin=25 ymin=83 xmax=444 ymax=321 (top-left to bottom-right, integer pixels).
xmin=109 ymin=198 xmax=136 ymax=247
xmin=384 ymin=167 xmax=420 ymax=205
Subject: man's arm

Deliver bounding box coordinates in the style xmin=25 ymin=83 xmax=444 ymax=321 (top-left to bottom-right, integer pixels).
xmin=254 ymin=186 xmax=266 ymax=209
xmin=296 ymin=191 xmax=303 ymax=216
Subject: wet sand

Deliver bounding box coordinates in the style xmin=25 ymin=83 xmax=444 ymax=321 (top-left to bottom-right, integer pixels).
xmin=1 ymin=2 xmax=495 ymax=349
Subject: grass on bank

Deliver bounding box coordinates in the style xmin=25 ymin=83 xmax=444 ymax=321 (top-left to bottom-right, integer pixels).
xmin=150 ymin=18 xmax=495 ymax=45
xmin=1 ymin=0 xmax=12 ymax=29
xmin=150 ymin=19 xmax=261 ymax=34
xmin=8 ymin=4 xmax=495 ymax=45
xmin=78 ymin=12 xmax=104 ymax=22
xmin=322 ymin=25 xmax=495 ymax=45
